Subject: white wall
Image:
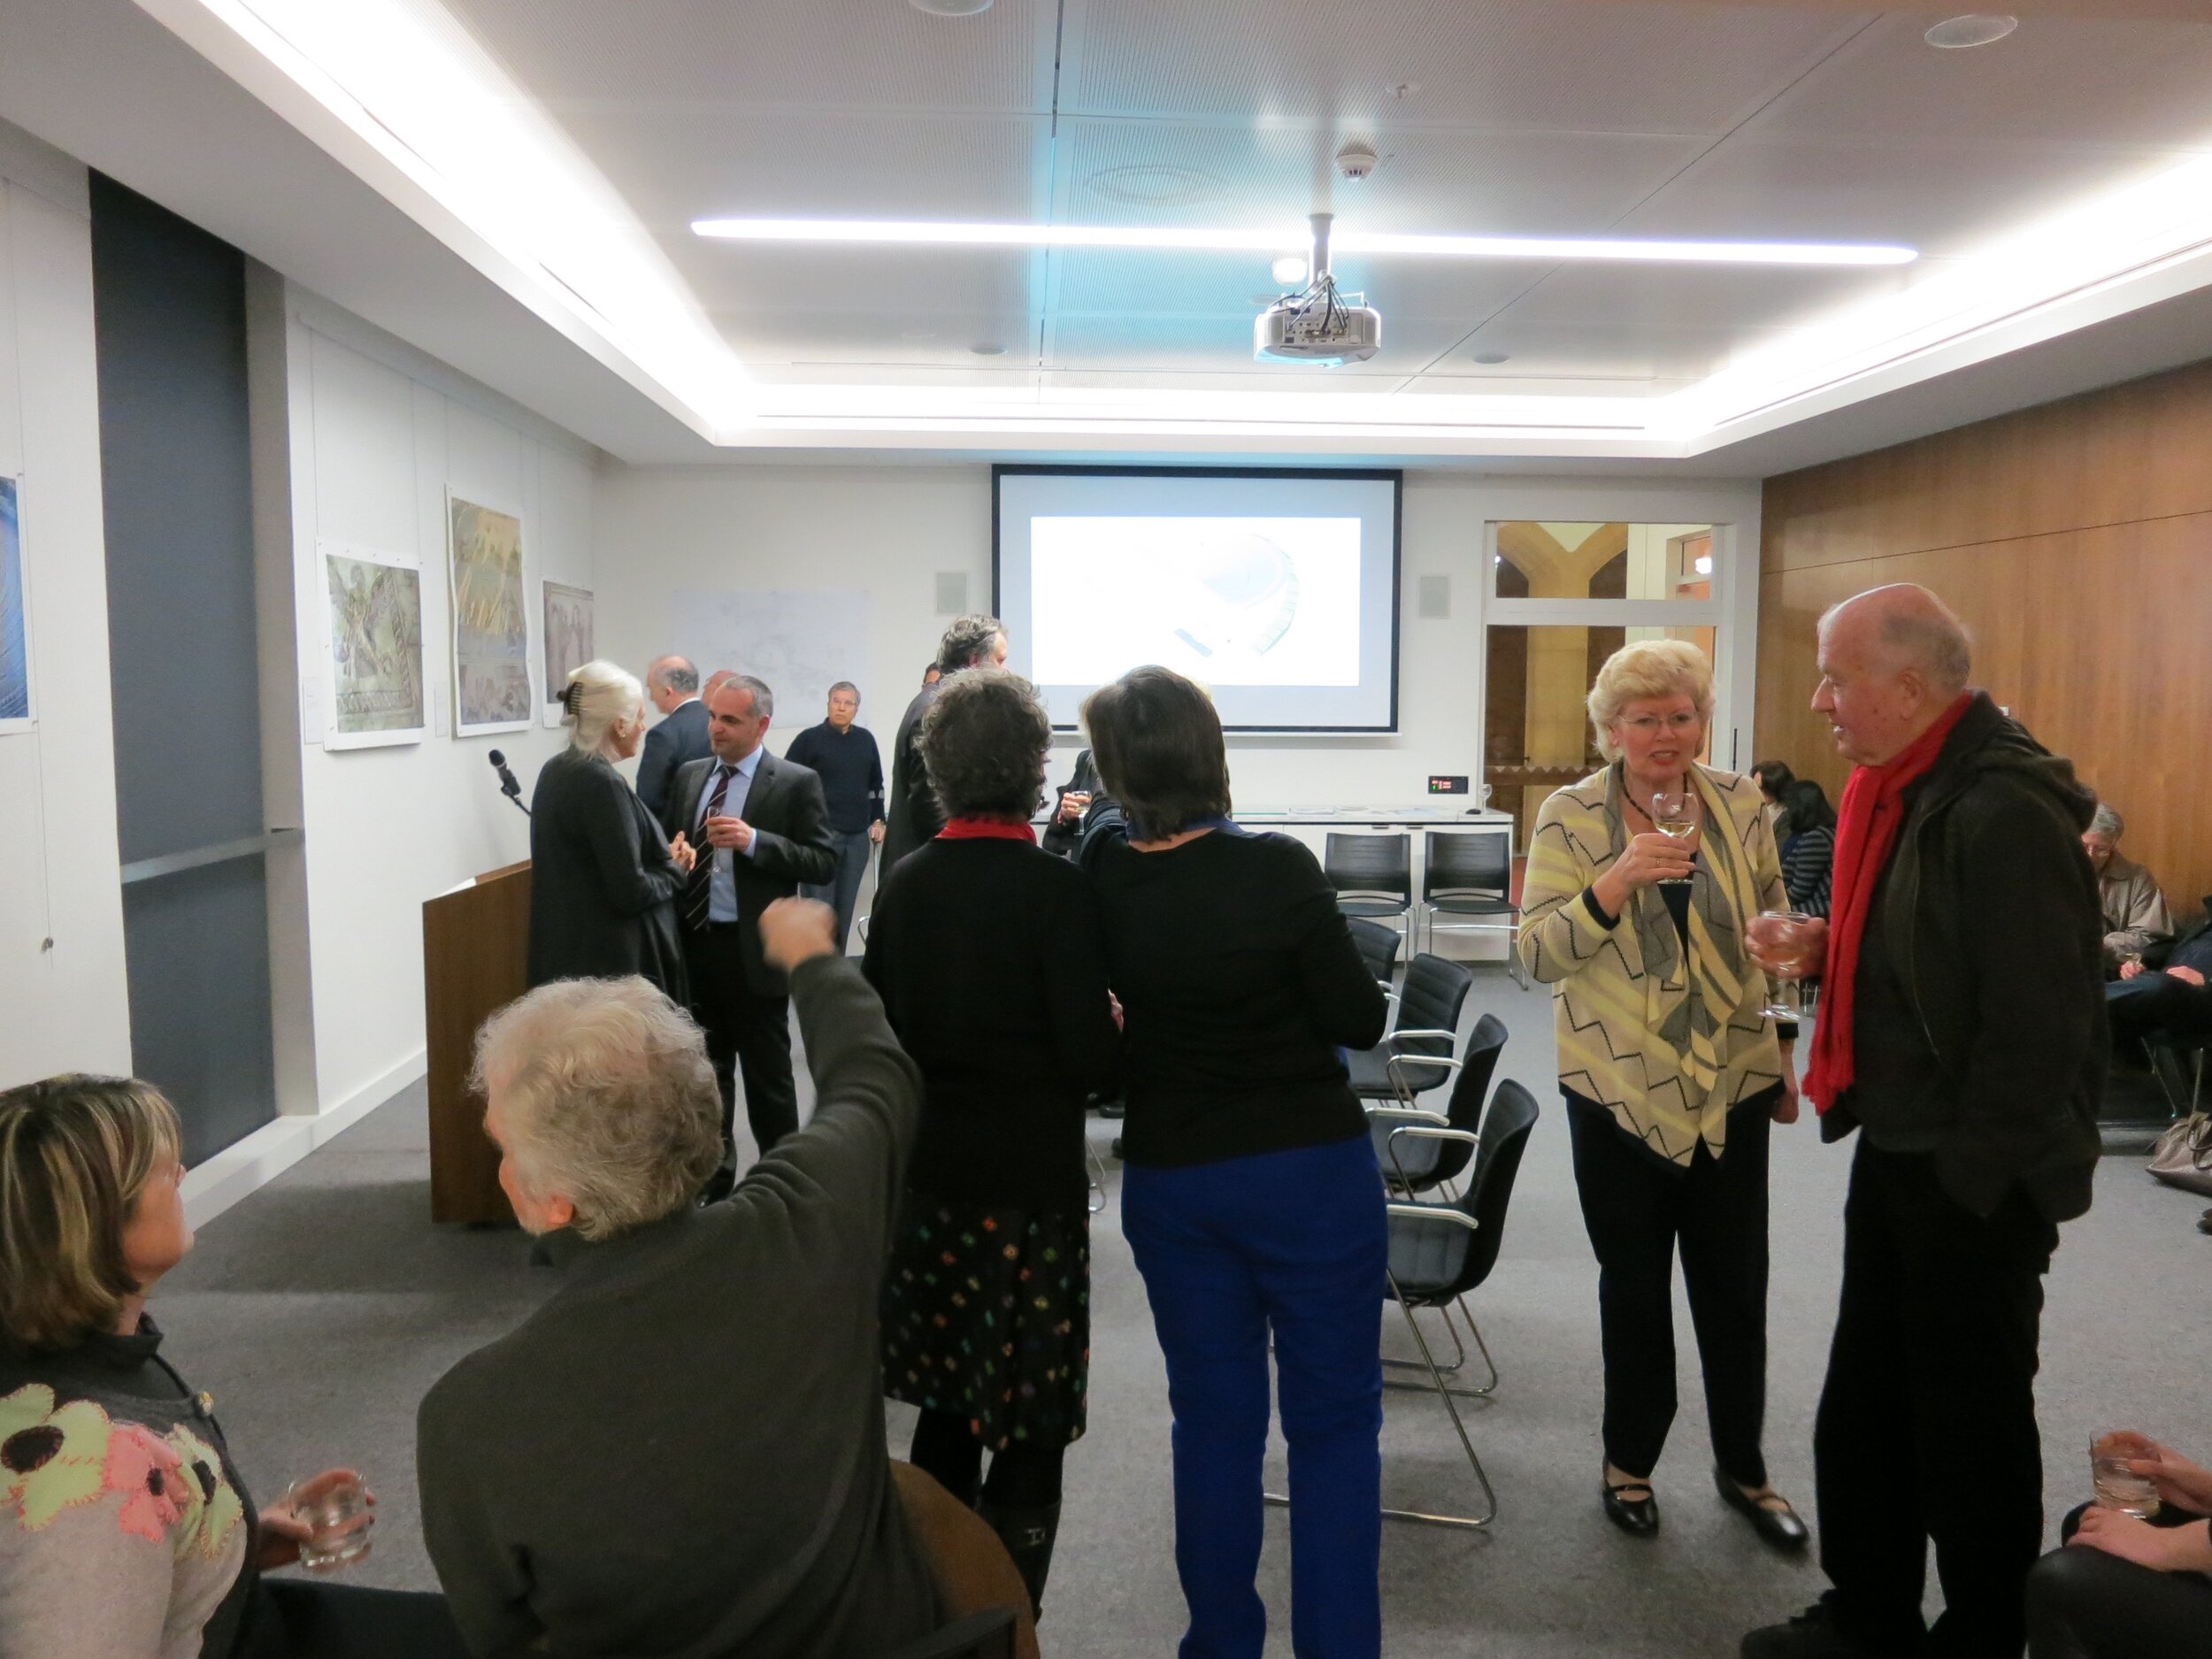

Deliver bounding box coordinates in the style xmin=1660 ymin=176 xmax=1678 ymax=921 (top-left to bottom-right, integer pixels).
xmin=592 ymin=464 xmax=1761 ymax=811
xmin=255 ymin=286 xmax=596 ymax=1131
xmin=0 ymin=125 xmax=132 ymax=1089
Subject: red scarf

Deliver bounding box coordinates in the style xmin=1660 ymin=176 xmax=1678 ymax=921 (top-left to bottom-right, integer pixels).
xmin=937 ymin=817 xmax=1037 ymax=843
xmin=1802 ymin=694 xmax=1973 ymax=1113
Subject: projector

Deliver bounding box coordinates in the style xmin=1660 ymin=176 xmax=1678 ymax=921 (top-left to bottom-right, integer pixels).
xmin=1255 ymin=211 xmax=1380 ymax=367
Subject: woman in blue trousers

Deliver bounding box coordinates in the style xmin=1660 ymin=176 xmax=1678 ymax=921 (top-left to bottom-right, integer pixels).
xmin=1079 ymin=666 xmax=1392 ymax=1659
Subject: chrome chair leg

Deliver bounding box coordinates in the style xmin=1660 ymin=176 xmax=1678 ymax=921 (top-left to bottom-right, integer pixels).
xmin=1381 ymin=1276 xmax=1497 ymax=1529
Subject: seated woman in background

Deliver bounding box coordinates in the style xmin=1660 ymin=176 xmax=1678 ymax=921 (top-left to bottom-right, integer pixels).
xmin=864 ymin=669 xmax=1120 ymax=1617
xmin=1079 ymin=665 xmax=1390 ymax=1659
xmin=0 ymin=1075 xmax=467 ymax=1659
xmin=1778 ymin=777 xmax=1836 ymax=921
xmin=526 ymin=659 xmax=693 ymax=1001
xmin=2026 ymin=1432 xmax=2212 ymax=1659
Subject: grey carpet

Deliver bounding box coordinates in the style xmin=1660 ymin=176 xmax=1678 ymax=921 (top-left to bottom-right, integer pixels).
xmin=157 ymin=972 xmax=2212 ymax=1656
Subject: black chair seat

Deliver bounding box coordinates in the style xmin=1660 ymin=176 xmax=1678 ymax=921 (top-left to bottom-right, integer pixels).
xmin=1347 ymin=1046 xmax=1396 ymax=1097
xmin=1386 ymin=1080 xmax=1540 ymax=1306
xmin=1338 ymin=896 xmax=1411 ymax=918
xmin=1426 ymin=893 xmax=1515 ymax=916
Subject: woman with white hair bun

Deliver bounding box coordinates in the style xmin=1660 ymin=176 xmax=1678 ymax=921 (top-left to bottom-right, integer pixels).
xmin=525 ymin=660 xmax=695 ymax=1000
xmin=1517 ymin=637 xmax=1807 ymax=1550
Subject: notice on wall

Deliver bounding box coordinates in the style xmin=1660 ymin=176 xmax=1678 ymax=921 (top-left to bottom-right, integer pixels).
xmin=671 ymin=589 xmax=872 ymax=726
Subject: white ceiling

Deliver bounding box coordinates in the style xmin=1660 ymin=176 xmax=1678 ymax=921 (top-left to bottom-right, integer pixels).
xmin=1 ymin=0 xmax=2209 ymax=466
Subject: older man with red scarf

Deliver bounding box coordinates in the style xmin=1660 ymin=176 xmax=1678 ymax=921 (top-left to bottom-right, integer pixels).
xmin=1742 ymin=585 xmax=2104 ymax=1659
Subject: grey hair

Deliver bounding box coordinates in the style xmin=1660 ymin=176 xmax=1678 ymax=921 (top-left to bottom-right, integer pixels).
xmin=828 ymin=680 xmax=859 ymax=702
xmin=1819 ymin=590 xmax=1973 ymax=692
xmin=2089 ymin=803 xmax=2124 ymax=840
xmin=649 ymin=657 xmax=699 ymax=695
xmin=562 ymin=660 xmax=646 ymax=758
xmin=936 ymin=614 xmax=1006 ymax=672
xmin=711 ymin=673 xmax=774 ymax=721
xmin=471 ymin=977 xmax=723 ymax=1240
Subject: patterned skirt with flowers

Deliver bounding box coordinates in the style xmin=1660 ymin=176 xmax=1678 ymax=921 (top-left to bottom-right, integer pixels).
xmin=879 ymin=1196 xmax=1090 ymax=1451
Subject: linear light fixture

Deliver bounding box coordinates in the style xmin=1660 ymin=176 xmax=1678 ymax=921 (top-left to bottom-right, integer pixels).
xmin=691 ymin=217 xmax=1917 ymax=267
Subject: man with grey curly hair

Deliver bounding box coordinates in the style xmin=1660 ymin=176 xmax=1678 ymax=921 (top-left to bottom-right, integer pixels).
xmin=882 ymin=613 xmax=1010 ymax=873
xmin=417 ymin=902 xmax=1040 ymax=1659
xmin=2080 ymin=801 xmax=2173 ymax=970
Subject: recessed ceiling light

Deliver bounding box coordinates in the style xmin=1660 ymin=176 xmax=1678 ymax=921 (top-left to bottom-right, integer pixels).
xmin=970 ymin=342 xmax=1006 ymax=356
xmin=1087 ymin=165 xmax=1220 ymax=208
xmin=1471 ymin=351 xmax=1510 ymax=365
xmin=692 ymin=218 xmax=1917 ymax=267
xmin=910 ymin=0 xmax=991 ymax=15
xmin=1271 ymin=255 xmax=1309 ymax=285
xmin=1925 ymin=14 xmax=2016 ymax=48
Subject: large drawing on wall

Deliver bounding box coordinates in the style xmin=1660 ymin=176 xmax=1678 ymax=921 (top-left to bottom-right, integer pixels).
xmin=672 ymin=588 xmax=871 ymax=725
xmin=448 ymin=495 xmax=532 ymax=733
xmin=0 ymin=478 xmax=27 ymax=732
xmin=541 ymin=580 xmax=595 ymax=727
xmin=321 ymin=543 xmax=426 ymax=749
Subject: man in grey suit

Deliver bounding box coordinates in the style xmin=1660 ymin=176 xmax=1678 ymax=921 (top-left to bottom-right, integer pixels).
xmin=667 ymin=674 xmax=837 ymax=1197
xmin=880 ymin=615 xmax=1009 ymax=873
xmin=636 ymin=655 xmax=711 ymax=821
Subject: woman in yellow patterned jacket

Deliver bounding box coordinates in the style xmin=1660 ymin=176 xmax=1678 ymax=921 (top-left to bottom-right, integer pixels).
xmin=1516 ymin=639 xmax=1809 ymax=1551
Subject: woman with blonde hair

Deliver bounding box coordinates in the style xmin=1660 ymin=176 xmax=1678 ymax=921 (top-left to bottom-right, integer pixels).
xmin=0 ymin=1074 xmax=467 ymax=1655
xmin=526 ymin=659 xmax=693 ymax=1000
xmin=1517 ymin=637 xmax=1808 ymax=1549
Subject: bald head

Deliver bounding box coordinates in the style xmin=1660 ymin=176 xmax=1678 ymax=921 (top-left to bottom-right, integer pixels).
xmin=1812 ymin=584 xmax=1973 ymax=766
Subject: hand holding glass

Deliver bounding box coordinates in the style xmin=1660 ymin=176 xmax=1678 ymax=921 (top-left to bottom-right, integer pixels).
xmin=1746 ymin=910 xmax=1819 ymax=1020
xmin=2093 ymin=1431 xmax=2162 ymax=1518
xmin=280 ymin=1471 xmax=374 ymax=1570
xmin=1648 ymin=791 xmax=1698 ymax=885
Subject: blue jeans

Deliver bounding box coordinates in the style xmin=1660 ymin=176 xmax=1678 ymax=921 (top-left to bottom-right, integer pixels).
xmin=1121 ymin=1133 xmax=1386 ymax=1659
xmin=800 ymin=826 xmax=872 ymax=953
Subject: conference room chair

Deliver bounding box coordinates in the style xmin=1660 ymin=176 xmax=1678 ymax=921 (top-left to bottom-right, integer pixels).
xmin=883 ymin=1607 xmax=1019 ymax=1659
xmin=1347 ymin=915 xmax=1404 ymax=989
xmin=1324 ymin=831 xmax=1414 ymax=947
xmin=1344 ymin=952 xmax=1474 ymax=1110
xmin=1417 ymin=828 xmax=1525 ymax=988
xmin=1376 ymin=1079 xmax=1540 ymax=1530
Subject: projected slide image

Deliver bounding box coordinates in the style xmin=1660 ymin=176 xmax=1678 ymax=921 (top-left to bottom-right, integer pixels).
xmin=1031 ymin=516 xmax=1362 ymax=687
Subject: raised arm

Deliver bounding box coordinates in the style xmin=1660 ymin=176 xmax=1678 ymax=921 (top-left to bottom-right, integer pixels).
xmin=1517 ymin=790 xmax=1616 ymax=984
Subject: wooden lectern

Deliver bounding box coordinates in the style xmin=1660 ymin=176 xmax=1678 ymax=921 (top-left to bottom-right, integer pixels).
xmin=423 ymin=859 xmax=531 ymax=1225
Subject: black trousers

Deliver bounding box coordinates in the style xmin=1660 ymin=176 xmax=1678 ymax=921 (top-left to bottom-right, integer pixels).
xmin=236 ymin=1578 xmax=469 ymax=1658
xmin=2105 ymin=972 xmax=2212 ymax=1050
xmin=1816 ymin=1141 xmax=2059 ymax=1659
xmin=1566 ymin=1093 xmax=1772 ymax=1487
xmin=687 ymin=924 xmax=798 ymax=1160
xmin=2025 ymin=1504 xmax=2212 ymax=1659
xmin=909 ymin=1409 xmax=1067 ymax=1511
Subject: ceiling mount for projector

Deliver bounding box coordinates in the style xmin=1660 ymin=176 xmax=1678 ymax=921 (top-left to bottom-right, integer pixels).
xmin=1256 ymin=212 xmax=1382 ymax=367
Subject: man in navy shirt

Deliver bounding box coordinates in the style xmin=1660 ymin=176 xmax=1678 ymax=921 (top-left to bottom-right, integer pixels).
xmin=786 ymin=680 xmax=885 ymax=953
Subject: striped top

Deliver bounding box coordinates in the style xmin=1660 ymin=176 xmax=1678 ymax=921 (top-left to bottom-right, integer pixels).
xmin=1517 ymin=763 xmax=1789 ymax=1165
xmin=1781 ymin=826 xmax=1833 ymax=919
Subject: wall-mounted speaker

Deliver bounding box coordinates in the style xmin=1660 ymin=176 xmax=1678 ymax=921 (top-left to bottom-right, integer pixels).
xmin=1417 ymin=574 xmax=1451 ymax=619
xmin=934 ymin=572 xmax=968 ymax=616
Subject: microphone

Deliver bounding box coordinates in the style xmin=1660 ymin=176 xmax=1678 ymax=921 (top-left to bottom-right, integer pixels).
xmin=488 ymin=749 xmax=531 ymax=817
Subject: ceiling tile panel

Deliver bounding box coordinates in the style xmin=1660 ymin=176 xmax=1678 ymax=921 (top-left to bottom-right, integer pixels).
xmin=1752 ymin=15 xmax=2212 ymax=148
xmin=714 ymin=303 xmax=1035 ymax=366
xmin=1064 ymin=0 xmax=1872 ymax=134
xmin=694 ymin=246 xmax=1030 ymax=328
xmin=448 ymin=0 xmax=1043 ymax=113
xmin=1423 ymin=321 xmax=1795 ymax=384
xmin=1486 ymin=258 xmax=1929 ymax=336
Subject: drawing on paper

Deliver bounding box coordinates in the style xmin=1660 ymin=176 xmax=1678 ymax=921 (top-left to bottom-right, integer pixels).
xmin=449 ymin=496 xmax=532 ymax=732
xmin=0 ymin=477 xmax=26 ymax=727
xmin=325 ymin=549 xmax=425 ymax=742
xmin=541 ymin=581 xmax=595 ymax=710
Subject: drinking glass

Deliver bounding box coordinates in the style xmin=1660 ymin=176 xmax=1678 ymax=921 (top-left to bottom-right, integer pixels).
xmin=2091 ymin=1432 xmax=2160 ymax=1519
xmin=1649 ymin=790 xmax=1698 ymax=885
xmin=282 ymin=1471 xmax=374 ymax=1570
xmin=1747 ymin=910 xmax=1816 ymax=1020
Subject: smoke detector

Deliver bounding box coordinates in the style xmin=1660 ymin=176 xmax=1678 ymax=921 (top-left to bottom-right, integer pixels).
xmin=1255 ymin=213 xmax=1381 ymax=367
xmin=1336 ymin=142 xmax=1381 ymax=181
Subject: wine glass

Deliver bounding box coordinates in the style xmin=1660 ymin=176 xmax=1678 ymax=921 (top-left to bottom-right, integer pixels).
xmin=1648 ymin=790 xmax=1698 ymax=885
xmin=1747 ymin=909 xmax=1816 ymax=1020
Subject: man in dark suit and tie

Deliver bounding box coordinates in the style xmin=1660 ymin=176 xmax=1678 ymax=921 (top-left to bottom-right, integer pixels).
xmin=636 ymin=655 xmax=711 ymax=821
xmin=667 ymin=674 xmax=836 ymax=1197
xmin=881 ymin=615 xmax=1008 ymax=874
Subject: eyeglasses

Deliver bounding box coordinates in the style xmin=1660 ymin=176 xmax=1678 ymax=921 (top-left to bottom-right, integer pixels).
xmin=1619 ymin=712 xmax=1702 ymax=736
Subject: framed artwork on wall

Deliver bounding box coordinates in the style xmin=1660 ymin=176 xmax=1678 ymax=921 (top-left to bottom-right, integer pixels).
xmin=447 ymin=492 xmax=532 ymax=735
xmin=0 ymin=476 xmax=32 ymax=733
xmin=541 ymin=580 xmax=594 ymax=728
xmin=319 ymin=541 xmax=426 ymax=749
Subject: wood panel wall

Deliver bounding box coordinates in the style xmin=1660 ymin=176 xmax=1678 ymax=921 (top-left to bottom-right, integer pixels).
xmin=1756 ymin=357 xmax=2212 ymax=923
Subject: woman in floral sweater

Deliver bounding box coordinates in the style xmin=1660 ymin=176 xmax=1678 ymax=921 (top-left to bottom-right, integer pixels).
xmin=0 ymin=1076 xmax=465 ymax=1658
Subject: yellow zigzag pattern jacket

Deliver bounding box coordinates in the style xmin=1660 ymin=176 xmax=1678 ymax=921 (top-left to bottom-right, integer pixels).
xmin=1516 ymin=763 xmax=1788 ymax=1165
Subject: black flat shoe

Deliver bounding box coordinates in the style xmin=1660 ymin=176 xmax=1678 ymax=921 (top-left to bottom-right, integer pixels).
xmin=1716 ymin=1468 xmax=1810 ymax=1550
xmin=1601 ymin=1477 xmax=1660 ymax=1536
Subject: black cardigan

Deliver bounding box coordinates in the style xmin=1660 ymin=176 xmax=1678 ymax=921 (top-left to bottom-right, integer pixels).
xmin=863 ymin=836 xmax=1121 ymax=1210
xmin=1079 ymin=812 xmax=1389 ymax=1167
xmin=526 ymin=748 xmax=687 ymax=1001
